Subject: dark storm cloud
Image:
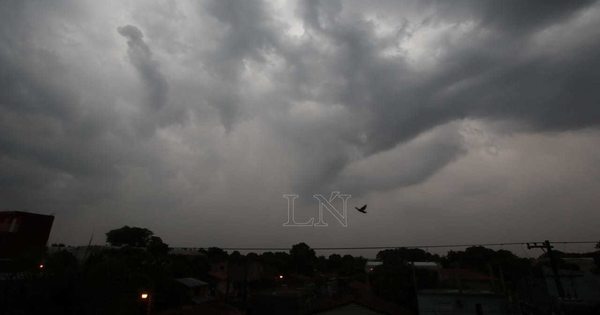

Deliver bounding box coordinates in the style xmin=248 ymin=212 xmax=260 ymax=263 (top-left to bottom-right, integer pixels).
xmin=0 ymin=6 xmax=115 ymax=206
xmin=451 ymin=0 xmax=595 ymax=32
xmin=0 ymin=8 xmax=172 ymax=221
xmin=192 ymin=0 xmax=599 ymax=195
xmin=118 ymin=25 xmax=168 ymax=111
xmin=271 ymin=0 xmax=600 ymax=195
xmin=201 ymin=0 xmax=280 ymax=131
xmin=298 ymin=0 xmax=600 ymax=144
xmin=338 ymin=122 xmax=467 ymax=193
xmin=0 ymin=0 xmax=599 ymax=246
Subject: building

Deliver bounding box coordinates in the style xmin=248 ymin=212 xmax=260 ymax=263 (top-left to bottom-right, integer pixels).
xmin=518 ymin=266 xmax=600 ymax=314
xmin=438 ymin=268 xmax=498 ymax=292
xmin=418 ymin=290 xmax=511 ymax=315
xmin=417 ymin=268 xmax=513 ymax=315
xmin=0 ymin=211 xmax=54 ymax=270
xmin=413 ymin=261 xmax=440 ymax=271
xmin=562 ymin=257 xmax=598 ymax=273
xmin=208 ymin=258 xmax=265 ymax=303
xmin=174 ymin=277 xmax=211 ymax=304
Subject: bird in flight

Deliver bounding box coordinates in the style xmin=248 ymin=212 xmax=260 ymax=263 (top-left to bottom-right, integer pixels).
xmin=355 ymin=204 xmax=367 ymax=214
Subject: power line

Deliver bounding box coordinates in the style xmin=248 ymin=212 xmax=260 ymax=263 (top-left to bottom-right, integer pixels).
xmin=211 ymin=240 xmax=598 ymax=251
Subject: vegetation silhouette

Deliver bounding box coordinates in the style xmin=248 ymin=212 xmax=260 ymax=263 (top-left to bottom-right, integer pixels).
xmin=3 ymin=227 xmax=600 ymax=314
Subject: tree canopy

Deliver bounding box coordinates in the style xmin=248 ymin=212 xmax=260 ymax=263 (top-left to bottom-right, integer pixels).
xmin=105 ymin=226 xmax=154 ymax=247
xmin=290 ymin=242 xmax=317 ymax=275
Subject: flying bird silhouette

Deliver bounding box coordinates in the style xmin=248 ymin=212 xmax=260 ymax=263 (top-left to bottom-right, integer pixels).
xmin=355 ymin=204 xmax=367 ymax=214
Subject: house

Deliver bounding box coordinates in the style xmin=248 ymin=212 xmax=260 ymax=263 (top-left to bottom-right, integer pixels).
xmin=562 ymin=257 xmax=598 ymax=273
xmin=413 ymin=261 xmax=440 ymax=271
xmin=418 ymin=289 xmax=511 ymax=315
xmin=174 ymin=277 xmax=211 ymax=304
xmin=209 ymin=260 xmax=229 ymax=295
xmin=518 ymin=266 xmax=600 ymax=314
xmin=417 ymin=268 xmax=512 ymax=315
xmin=208 ymin=259 xmax=264 ymax=302
xmin=438 ymin=268 xmax=498 ymax=292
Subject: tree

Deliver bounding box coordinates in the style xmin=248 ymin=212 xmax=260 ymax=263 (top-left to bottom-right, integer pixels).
xmin=290 ymin=242 xmax=316 ymax=275
xmin=372 ymin=248 xmax=440 ymax=310
xmin=445 ymin=246 xmax=496 ymax=270
xmin=377 ymin=248 xmax=439 ymax=265
xmin=370 ymin=258 xmax=415 ymax=309
xmin=105 ymin=226 xmax=153 ymax=247
xmin=82 ymin=247 xmax=158 ymax=314
xmin=147 ymin=236 xmax=169 ymax=256
xmin=206 ymin=247 xmax=229 ymax=263
xmin=443 ymin=246 xmax=532 ymax=287
xmin=260 ymin=251 xmax=291 ymax=277
xmin=340 ymin=254 xmax=366 ymax=276
xmin=327 ymin=254 xmax=342 ymax=272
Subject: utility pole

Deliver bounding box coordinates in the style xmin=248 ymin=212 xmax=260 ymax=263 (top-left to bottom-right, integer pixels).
xmin=527 ymin=240 xmax=565 ymax=299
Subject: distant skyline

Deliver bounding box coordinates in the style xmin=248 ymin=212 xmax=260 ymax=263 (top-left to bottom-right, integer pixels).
xmin=1 ymin=0 xmax=599 ymax=253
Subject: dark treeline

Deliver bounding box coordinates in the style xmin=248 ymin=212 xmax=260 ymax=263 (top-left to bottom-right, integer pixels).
xmin=2 ymin=226 xmax=600 ymax=314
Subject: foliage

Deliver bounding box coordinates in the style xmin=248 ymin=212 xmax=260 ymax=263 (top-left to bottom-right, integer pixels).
xmin=443 ymin=246 xmax=532 ymax=283
xmin=105 ymin=226 xmax=154 ymax=247
xmin=290 ymin=242 xmax=316 ymax=275
xmin=81 ymin=247 xmax=166 ymax=314
xmin=377 ymin=247 xmax=439 ymax=264
xmin=205 ymin=246 xmax=229 ymax=262
xmin=370 ymin=258 xmax=416 ymax=309
xmin=259 ymin=251 xmax=291 ymax=278
xmin=147 ymin=236 xmax=169 ymax=256
xmin=19 ymin=238 xmax=592 ymax=314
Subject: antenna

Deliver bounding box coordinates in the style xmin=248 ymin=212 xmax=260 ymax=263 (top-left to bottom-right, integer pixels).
xmin=83 ymin=230 xmax=95 ymax=261
xmin=87 ymin=231 xmax=94 ymax=247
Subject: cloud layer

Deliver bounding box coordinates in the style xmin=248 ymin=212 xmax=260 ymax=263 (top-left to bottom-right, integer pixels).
xmin=1 ymin=0 xmax=599 ymax=251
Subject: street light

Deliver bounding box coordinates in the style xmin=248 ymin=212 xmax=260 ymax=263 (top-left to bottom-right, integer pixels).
xmin=140 ymin=292 xmax=151 ymax=315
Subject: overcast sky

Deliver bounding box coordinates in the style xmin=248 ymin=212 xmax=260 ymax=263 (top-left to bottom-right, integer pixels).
xmin=1 ymin=0 xmax=599 ymax=255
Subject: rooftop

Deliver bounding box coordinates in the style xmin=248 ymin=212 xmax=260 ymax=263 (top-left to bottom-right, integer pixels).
xmin=175 ymin=277 xmax=208 ymax=288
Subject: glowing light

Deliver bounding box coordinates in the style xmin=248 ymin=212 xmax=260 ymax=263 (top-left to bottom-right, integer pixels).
xmin=39 ymin=264 xmax=44 ymax=269
xmin=278 ymin=275 xmax=284 ymax=279
xmin=141 ymin=293 xmax=149 ymax=299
